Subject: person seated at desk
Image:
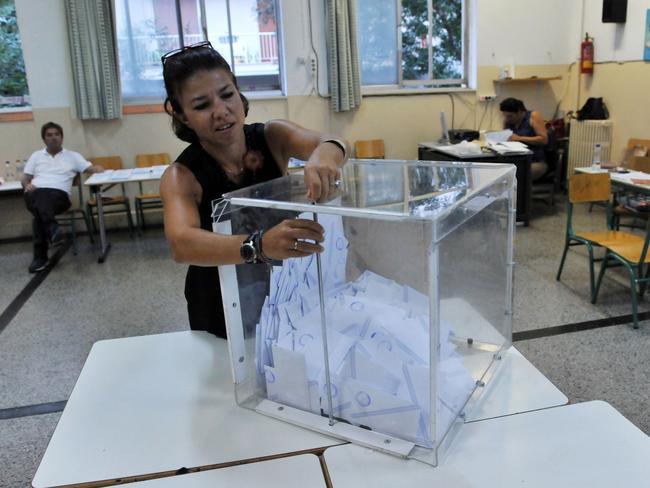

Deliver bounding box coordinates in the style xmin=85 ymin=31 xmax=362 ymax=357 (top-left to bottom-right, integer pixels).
xmin=22 ymin=122 xmax=103 ymax=273
xmin=159 ymin=42 xmax=348 ymax=339
xmin=499 ymin=97 xmax=548 ymax=181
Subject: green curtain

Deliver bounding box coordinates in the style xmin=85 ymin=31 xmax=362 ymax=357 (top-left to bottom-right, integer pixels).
xmin=64 ymin=0 xmax=121 ymax=120
xmin=326 ymin=0 xmax=361 ymax=112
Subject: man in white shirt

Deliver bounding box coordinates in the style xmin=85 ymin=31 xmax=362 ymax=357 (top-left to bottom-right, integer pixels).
xmin=22 ymin=122 xmax=103 ymax=272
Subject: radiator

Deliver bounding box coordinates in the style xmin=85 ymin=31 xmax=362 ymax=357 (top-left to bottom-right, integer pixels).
xmin=567 ymin=120 xmax=613 ymax=177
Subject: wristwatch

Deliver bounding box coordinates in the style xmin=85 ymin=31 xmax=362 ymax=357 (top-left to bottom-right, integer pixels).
xmin=240 ymin=230 xmax=269 ymax=264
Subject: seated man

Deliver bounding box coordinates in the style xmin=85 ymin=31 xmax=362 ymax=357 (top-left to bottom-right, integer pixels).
xmin=22 ymin=122 xmax=103 ymax=273
xmin=499 ymin=98 xmax=549 ymax=181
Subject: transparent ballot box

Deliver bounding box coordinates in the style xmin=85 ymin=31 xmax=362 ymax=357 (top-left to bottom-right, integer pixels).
xmin=212 ymin=159 xmax=516 ymax=466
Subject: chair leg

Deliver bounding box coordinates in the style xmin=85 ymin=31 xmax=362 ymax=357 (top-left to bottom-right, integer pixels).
xmin=593 ymin=252 xmax=610 ymax=304
xmin=87 ymin=204 xmax=98 ymax=235
xmin=125 ymin=201 xmax=135 ymax=237
xmin=83 ymin=211 xmax=95 ymax=244
xmin=70 ymin=217 xmax=78 ymax=255
xmin=588 ymin=246 xmax=597 ymax=302
xmin=639 ymin=265 xmax=650 ymax=297
xmin=556 ymin=240 xmax=570 ymax=281
xmin=627 ymin=267 xmax=640 ymax=329
xmin=135 ymin=200 xmax=143 ymax=236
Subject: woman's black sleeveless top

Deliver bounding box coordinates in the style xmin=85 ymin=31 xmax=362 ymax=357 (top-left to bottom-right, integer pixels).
xmin=175 ymin=123 xmax=282 ymax=338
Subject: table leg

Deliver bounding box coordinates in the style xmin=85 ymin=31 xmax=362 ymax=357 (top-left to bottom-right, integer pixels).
xmin=92 ymin=185 xmax=111 ymax=263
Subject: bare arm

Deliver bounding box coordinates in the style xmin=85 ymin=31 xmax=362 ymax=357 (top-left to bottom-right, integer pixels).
xmin=84 ymin=164 xmax=104 ymax=174
xmin=22 ymin=173 xmax=35 ymax=192
xmin=264 ymin=120 xmax=349 ymax=201
xmin=161 ymin=163 xmax=324 ymax=266
xmin=510 ymin=111 xmax=548 ymax=145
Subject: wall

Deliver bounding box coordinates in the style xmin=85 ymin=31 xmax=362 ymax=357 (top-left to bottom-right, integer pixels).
xmin=575 ymin=0 xmax=650 ymax=159
xmin=2 ymin=0 xmax=649 ymax=238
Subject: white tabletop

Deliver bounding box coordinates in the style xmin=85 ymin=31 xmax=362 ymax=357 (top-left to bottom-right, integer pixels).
xmin=467 ymin=346 xmax=567 ymax=422
xmin=84 ymin=166 xmax=169 ymax=186
xmin=419 ymin=142 xmax=532 ymax=158
xmin=575 ymin=166 xmax=650 ymax=191
xmin=33 ymin=331 xmax=341 ymax=488
xmin=324 ymin=401 xmax=650 ymax=488
xmin=0 ymin=180 xmax=22 ymax=192
xmin=126 ymin=454 xmax=326 ymax=487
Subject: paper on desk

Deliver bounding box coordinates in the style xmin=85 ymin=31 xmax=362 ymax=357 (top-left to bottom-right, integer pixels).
xmin=485 ymin=129 xmax=513 ymax=144
xmin=439 ymin=140 xmax=482 ymax=157
xmin=486 ymin=141 xmax=530 ymax=154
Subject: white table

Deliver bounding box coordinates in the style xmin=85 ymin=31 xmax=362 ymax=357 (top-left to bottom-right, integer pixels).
xmin=0 ymin=180 xmax=22 ymax=193
xmin=32 ymin=331 xmax=566 ymax=487
xmin=124 ymin=454 xmax=326 ymax=487
xmin=466 ymin=347 xmax=567 ymax=422
xmin=32 ymin=331 xmax=342 ymax=488
xmin=324 ymin=401 xmax=650 ymax=487
xmin=84 ymin=166 xmax=167 ymax=262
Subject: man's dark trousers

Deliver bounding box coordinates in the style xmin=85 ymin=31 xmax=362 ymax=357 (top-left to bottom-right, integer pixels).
xmin=24 ymin=188 xmax=70 ymax=260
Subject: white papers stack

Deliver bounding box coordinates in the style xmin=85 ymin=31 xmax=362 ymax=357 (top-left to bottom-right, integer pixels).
xmin=486 ymin=141 xmax=530 ymax=154
xmin=254 ymin=212 xmax=476 ymax=447
xmin=439 ymin=140 xmax=483 ymax=157
xmin=485 ymin=129 xmax=513 ymax=144
xmin=108 ymin=169 xmax=133 ymax=180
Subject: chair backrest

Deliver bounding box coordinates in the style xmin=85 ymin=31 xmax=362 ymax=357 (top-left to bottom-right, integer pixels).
xmin=355 ymin=139 xmax=385 ymax=159
xmin=90 ymin=156 xmax=123 ymax=170
xmin=135 ymin=153 xmax=171 ymax=167
xmin=569 ymin=172 xmax=611 ymax=203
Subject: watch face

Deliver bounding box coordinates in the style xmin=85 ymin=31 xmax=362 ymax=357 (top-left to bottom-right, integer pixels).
xmin=240 ymin=241 xmax=256 ymax=263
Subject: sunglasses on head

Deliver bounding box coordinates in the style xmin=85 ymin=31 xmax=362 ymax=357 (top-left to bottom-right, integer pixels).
xmin=161 ymin=40 xmax=214 ymax=65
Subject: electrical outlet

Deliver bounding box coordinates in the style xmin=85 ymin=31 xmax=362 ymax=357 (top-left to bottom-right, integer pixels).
xmin=478 ymin=94 xmax=495 ymax=102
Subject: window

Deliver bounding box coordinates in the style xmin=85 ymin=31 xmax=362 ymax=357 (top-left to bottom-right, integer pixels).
xmin=356 ymin=0 xmax=467 ymax=89
xmin=0 ymin=0 xmax=31 ymax=110
xmin=115 ymin=0 xmax=281 ymax=101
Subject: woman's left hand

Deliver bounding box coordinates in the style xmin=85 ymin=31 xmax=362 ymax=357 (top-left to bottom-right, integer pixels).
xmin=304 ymin=159 xmax=341 ymax=202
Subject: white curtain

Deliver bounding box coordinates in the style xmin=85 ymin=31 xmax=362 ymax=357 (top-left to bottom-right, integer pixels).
xmin=326 ymin=0 xmax=361 ymax=112
xmin=65 ymin=0 xmax=121 ymax=120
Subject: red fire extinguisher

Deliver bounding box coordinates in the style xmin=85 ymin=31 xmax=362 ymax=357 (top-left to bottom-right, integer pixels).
xmin=581 ymin=33 xmax=594 ymax=74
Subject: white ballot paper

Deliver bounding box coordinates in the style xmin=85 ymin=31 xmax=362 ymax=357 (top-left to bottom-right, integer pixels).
xmin=255 ymin=212 xmax=476 ymax=447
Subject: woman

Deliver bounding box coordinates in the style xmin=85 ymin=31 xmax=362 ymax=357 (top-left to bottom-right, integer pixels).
xmin=160 ymin=42 xmax=348 ymax=338
xmin=499 ymin=97 xmax=549 ymax=180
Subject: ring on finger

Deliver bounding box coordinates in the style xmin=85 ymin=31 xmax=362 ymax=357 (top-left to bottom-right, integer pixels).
xmin=292 ymin=239 xmax=299 ymax=251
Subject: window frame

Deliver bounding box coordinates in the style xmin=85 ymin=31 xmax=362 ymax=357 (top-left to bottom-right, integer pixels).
xmin=117 ymin=0 xmax=285 ymax=105
xmin=358 ymin=0 xmax=472 ymax=94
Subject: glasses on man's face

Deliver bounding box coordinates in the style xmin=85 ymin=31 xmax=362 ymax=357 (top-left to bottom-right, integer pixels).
xmin=161 ymin=40 xmax=214 ymax=65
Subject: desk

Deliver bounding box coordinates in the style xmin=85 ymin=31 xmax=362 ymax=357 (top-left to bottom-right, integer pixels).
xmin=323 ymin=401 xmax=650 ymax=487
xmin=32 ymin=331 xmax=342 ymax=488
xmin=576 ymin=166 xmax=650 ymax=194
xmin=418 ymin=143 xmax=533 ymax=226
xmin=126 ymin=455 xmax=327 ymax=488
xmin=0 ymin=180 xmax=22 ymax=194
xmin=84 ymin=166 xmax=168 ymax=263
xmin=33 ymin=332 xmax=565 ymax=487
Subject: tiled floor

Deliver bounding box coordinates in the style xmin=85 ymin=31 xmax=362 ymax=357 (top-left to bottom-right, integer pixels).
xmin=1 ymin=199 xmax=649 ymax=487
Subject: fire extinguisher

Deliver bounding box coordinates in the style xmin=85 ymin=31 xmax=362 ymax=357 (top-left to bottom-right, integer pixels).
xmin=581 ymin=33 xmax=594 ymax=74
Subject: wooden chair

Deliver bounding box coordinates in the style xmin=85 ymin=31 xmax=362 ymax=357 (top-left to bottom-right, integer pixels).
xmin=86 ymin=156 xmax=135 ymax=236
xmin=355 ymin=139 xmax=385 ymax=159
xmin=134 ymin=153 xmax=170 ymax=232
xmin=612 ymin=138 xmax=650 ymax=230
xmin=58 ymin=173 xmax=94 ymax=255
xmin=556 ymin=172 xmax=644 ymax=301
xmin=594 ymin=219 xmax=650 ymax=328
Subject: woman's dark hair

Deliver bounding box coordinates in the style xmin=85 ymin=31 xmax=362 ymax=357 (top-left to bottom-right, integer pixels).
xmin=41 ymin=121 xmax=63 ymax=140
xmin=162 ymin=45 xmax=249 ymax=143
xmin=499 ymin=98 xmax=527 ymax=113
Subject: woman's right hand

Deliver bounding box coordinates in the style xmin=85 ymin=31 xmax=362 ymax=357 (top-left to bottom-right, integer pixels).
xmin=261 ymin=218 xmax=324 ymax=260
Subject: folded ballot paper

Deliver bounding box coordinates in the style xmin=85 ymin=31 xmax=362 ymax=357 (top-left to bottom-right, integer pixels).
xmin=255 ymin=212 xmax=476 ymax=447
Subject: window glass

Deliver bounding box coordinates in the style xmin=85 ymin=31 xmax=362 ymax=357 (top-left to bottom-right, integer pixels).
xmin=357 ymin=0 xmax=466 ymax=88
xmin=115 ymin=0 xmax=281 ymax=100
xmin=0 ymin=0 xmax=30 ymax=109
xmin=356 ymin=0 xmax=397 ymax=85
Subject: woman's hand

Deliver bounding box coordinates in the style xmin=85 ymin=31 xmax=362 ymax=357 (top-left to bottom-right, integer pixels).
xmin=304 ymin=159 xmax=340 ymax=202
xmin=261 ymin=218 xmax=324 ymax=260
